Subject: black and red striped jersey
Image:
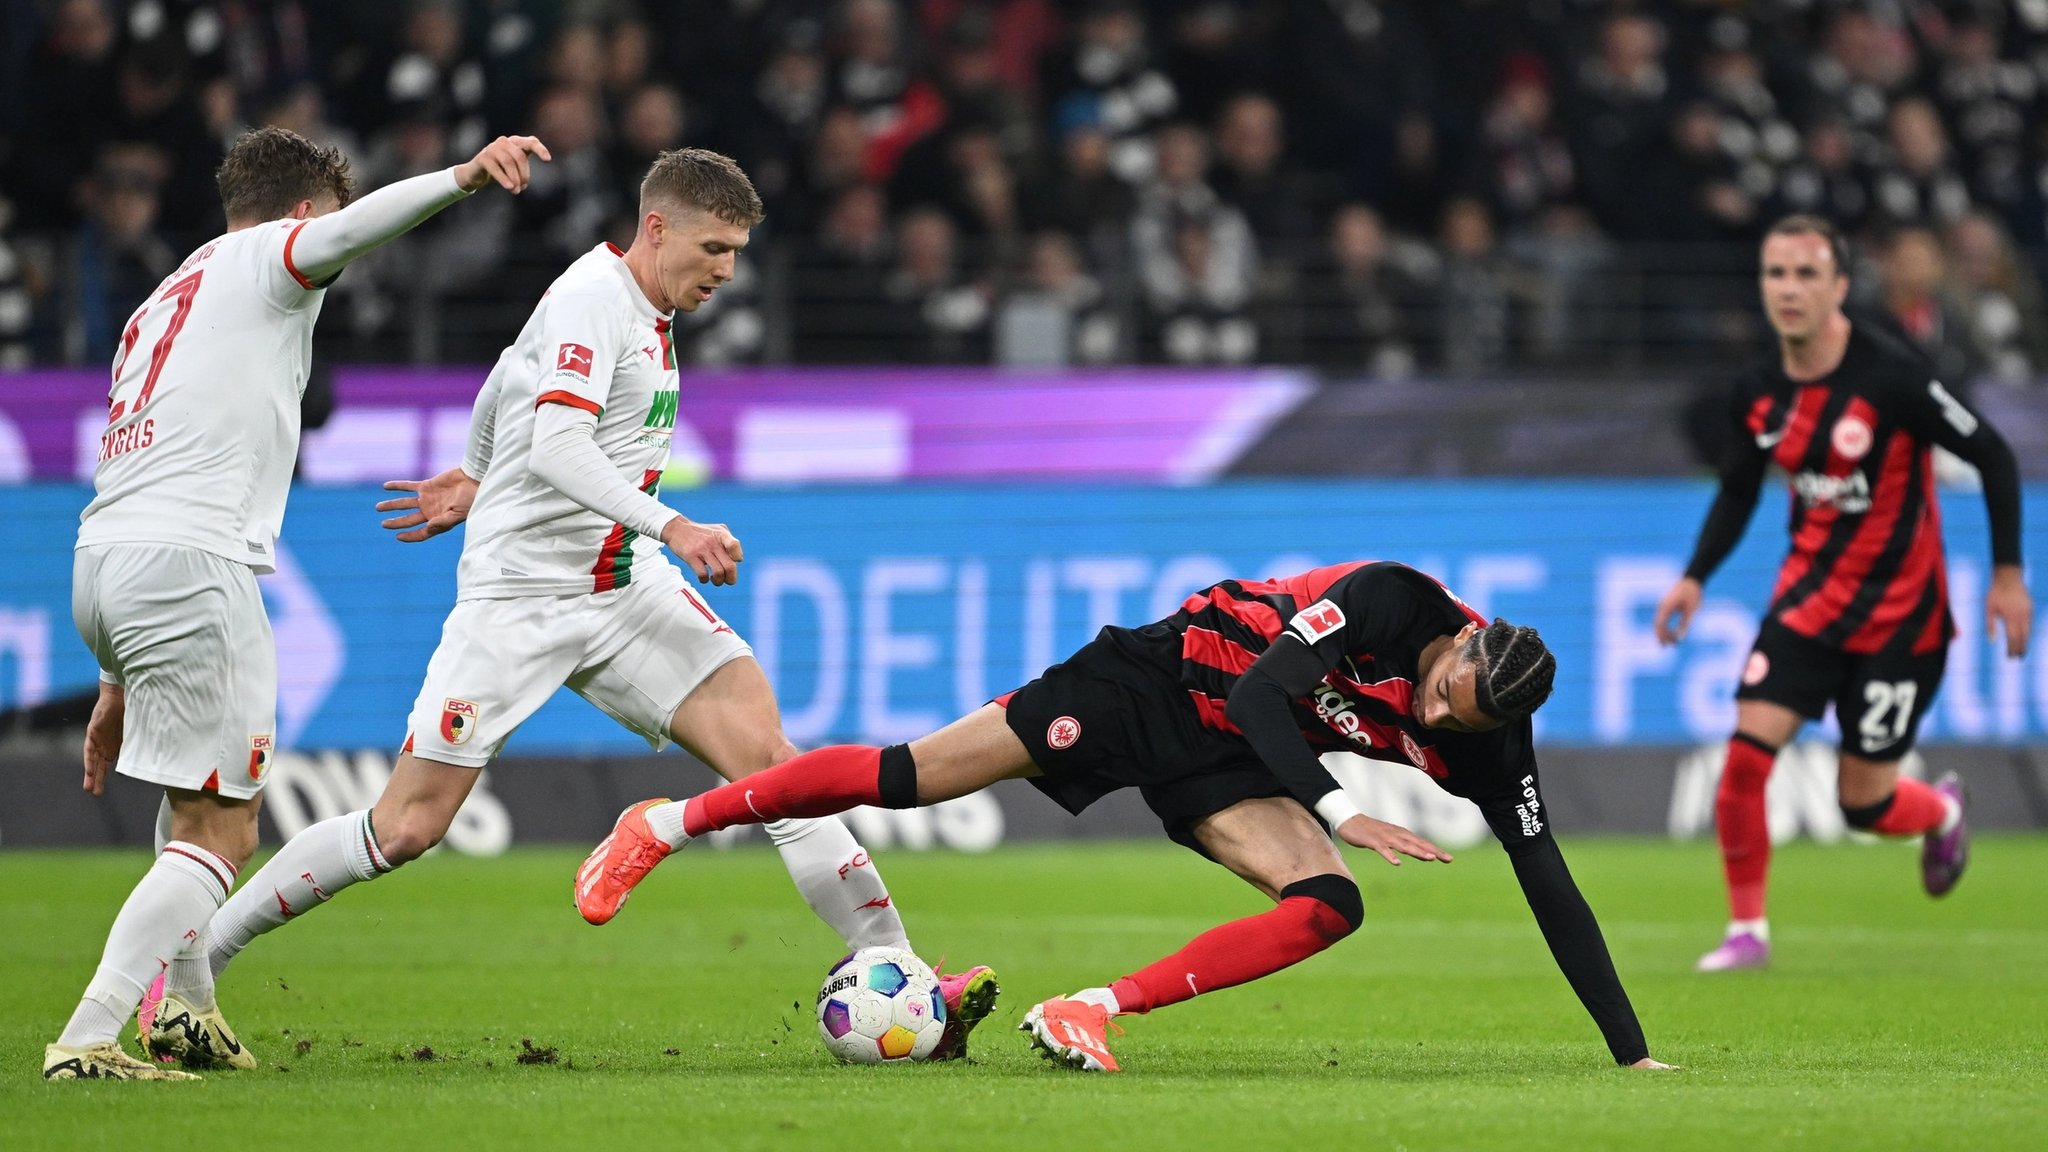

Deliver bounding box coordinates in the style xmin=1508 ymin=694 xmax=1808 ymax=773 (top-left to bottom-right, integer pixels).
xmin=1103 ymin=560 xmax=1539 ymax=802
xmin=1688 ymin=323 xmax=2023 ymax=655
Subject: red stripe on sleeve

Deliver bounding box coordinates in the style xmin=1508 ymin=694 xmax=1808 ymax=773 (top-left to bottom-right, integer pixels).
xmin=1182 ymin=625 xmax=1260 ymax=675
xmin=283 ymin=221 xmax=317 ymax=290
xmin=536 ymin=390 xmax=603 ymax=415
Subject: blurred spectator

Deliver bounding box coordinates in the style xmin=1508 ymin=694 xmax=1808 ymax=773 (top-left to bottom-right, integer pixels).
xmin=1045 ymin=1 xmax=1177 ymax=184
xmin=113 ymin=34 xmax=224 ymax=241
xmin=64 ymin=144 xmax=178 ymax=363
xmin=378 ymin=0 xmax=489 ymax=158
xmin=1209 ymin=94 xmax=1319 ymax=266
xmin=1806 ymin=7 xmax=1919 ymax=152
xmin=1437 ymin=196 xmax=1510 ymax=374
xmin=830 ymin=0 xmax=944 ymax=183
xmin=1275 ymin=0 xmax=1430 ymax=215
xmin=1654 ymin=102 xmax=1759 ymax=243
xmin=918 ymin=0 xmax=1063 ymax=103
xmin=1482 ymin=53 xmax=1580 ymax=232
xmin=1159 ymin=3 xmax=1272 ymax=125
xmin=1771 ymin=118 xmax=1873 ymax=234
xmin=794 ymin=184 xmax=895 ymax=362
xmin=926 ymin=7 xmax=1036 ymax=157
xmin=891 ymin=120 xmax=1029 ymax=273
xmin=1876 ymin=226 xmax=1978 ymax=392
xmin=1143 ymin=211 xmax=1257 ymax=365
xmin=1130 ymin=122 xmax=1257 ymax=350
xmin=1945 ymin=211 xmax=2048 ymax=386
xmin=509 ymin=86 xmax=618 ymax=264
xmin=994 ymin=229 xmax=1121 ymax=366
xmin=1571 ymin=11 xmax=1675 ymax=242
xmin=1872 ymin=97 xmax=1973 ymax=230
xmin=1298 ymin=202 xmax=1435 ymax=377
xmin=718 ymin=32 xmax=832 ymax=229
xmin=605 ymin=19 xmax=655 ymax=111
xmin=1039 ymin=110 xmax=1134 ymax=251
xmin=7 ymin=0 xmax=120 ymax=233
xmin=611 ymin=84 xmax=690 ymax=217
xmin=1697 ymin=42 xmax=1801 ymax=210
xmin=884 ymin=206 xmax=990 ymax=362
xmin=1930 ymin=15 xmax=2034 ymax=215
xmin=0 ymin=203 xmax=32 ymax=369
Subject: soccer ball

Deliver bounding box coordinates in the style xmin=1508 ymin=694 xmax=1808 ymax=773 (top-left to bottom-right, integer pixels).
xmin=815 ymin=946 xmax=946 ymax=1063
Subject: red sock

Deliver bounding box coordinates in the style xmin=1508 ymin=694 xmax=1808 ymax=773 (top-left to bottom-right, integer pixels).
xmin=1717 ymin=734 xmax=1776 ymax=921
xmin=1871 ymin=778 xmax=1951 ymax=837
xmin=681 ymin=746 xmax=882 ymax=837
xmin=1106 ymin=895 xmax=1354 ymax=1015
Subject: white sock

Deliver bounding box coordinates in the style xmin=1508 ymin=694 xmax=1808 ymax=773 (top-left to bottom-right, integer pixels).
xmin=59 ymin=842 xmax=236 ymax=1048
xmin=645 ymin=799 xmax=690 ymax=849
xmin=1069 ymin=986 xmax=1121 ymax=1013
xmin=196 ymin=810 xmax=389 ymax=985
xmin=764 ymin=817 xmax=910 ymax=951
xmin=1728 ymin=918 xmax=1770 ymax=943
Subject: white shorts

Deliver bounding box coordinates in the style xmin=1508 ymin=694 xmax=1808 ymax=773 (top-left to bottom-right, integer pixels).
xmin=72 ymin=543 xmax=277 ymax=799
xmin=404 ymin=560 xmax=753 ymax=767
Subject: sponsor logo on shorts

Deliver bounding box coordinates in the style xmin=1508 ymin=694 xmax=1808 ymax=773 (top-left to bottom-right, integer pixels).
xmin=1398 ymin=731 xmax=1428 ymax=771
xmin=441 ymin=698 xmax=478 ymax=746
xmin=1742 ymin=650 xmax=1770 ymax=686
xmin=1046 ymin=716 xmax=1081 ymax=750
xmin=1830 ymin=414 xmax=1873 ymax=460
xmin=556 ymin=343 xmax=594 ymax=377
xmin=1288 ymin=600 xmax=1346 ymax=644
xmin=248 ymin=734 xmax=272 ymax=782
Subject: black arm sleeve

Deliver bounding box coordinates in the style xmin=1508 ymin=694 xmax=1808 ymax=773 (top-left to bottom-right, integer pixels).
xmin=1897 ymin=378 xmax=2024 ymax=568
xmin=1225 ymin=637 xmax=1345 ymax=811
xmin=1478 ymin=784 xmax=1650 ymax=1066
xmin=1683 ymin=428 xmax=1770 ymax=584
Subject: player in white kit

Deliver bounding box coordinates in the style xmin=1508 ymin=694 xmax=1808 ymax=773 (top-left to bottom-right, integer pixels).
xmin=154 ymin=149 xmax=998 ymax=1069
xmin=47 ymin=127 xmax=552 ymax=1080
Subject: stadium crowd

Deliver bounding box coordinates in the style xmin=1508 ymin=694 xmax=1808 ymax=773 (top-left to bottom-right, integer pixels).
xmin=3 ymin=0 xmax=2048 ymax=379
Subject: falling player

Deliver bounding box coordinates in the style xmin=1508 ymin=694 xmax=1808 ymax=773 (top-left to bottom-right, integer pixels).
xmin=141 ymin=149 xmax=996 ymax=1072
xmin=581 ymin=560 xmax=1676 ymax=1073
xmin=48 ymin=127 xmax=551 ymax=1080
xmin=1654 ymin=215 xmax=2031 ymax=972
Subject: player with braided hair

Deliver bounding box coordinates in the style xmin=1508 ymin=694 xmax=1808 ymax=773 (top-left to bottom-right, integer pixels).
xmin=580 ymin=560 xmax=1672 ymax=1073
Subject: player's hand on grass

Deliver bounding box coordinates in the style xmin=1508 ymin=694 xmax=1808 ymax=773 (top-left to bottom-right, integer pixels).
xmin=1653 ymin=577 xmax=1702 ymax=645
xmin=662 ymin=516 xmax=744 ymax=585
xmin=1630 ymin=1058 xmax=1680 ymax=1070
xmin=1986 ymin=564 xmax=2032 ymax=659
xmin=81 ymin=682 xmax=124 ymax=796
xmin=378 ymin=467 xmax=478 ymax=542
xmin=456 ymin=135 xmax=551 ymax=194
xmin=1337 ymin=814 xmax=1452 ymax=866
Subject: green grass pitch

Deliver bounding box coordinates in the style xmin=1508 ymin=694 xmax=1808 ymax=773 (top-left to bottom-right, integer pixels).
xmin=4 ymin=836 xmax=2045 ymax=1150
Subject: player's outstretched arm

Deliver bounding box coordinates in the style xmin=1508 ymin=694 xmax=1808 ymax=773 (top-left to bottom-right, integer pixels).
xmin=377 ymin=468 xmax=477 ymax=543
xmin=290 ymin=135 xmax=550 ymax=285
xmin=1986 ymin=565 xmax=2032 ymax=659
xmin=1479 ymin=780 xmax=1662 ymax=1067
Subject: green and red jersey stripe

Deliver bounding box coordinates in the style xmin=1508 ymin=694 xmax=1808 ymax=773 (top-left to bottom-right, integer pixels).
xmin=591 ymin=468 xmax=664 ymax=591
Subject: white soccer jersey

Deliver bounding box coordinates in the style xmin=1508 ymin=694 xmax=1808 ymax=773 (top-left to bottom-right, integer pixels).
xmin=75 ymin=220 xmax=328 ymax=573
xmin=459 ymin=243 xmax=683 ymax=598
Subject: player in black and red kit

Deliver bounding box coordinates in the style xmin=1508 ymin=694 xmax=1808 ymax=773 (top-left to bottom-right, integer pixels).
xmin=579 ymin=560 xmax=1675 ymax=1072
xmin=1654 ymin=215 xmax=2033 ymax=972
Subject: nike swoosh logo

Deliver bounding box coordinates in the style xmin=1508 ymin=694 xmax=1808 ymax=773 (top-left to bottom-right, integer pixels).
xmin=1756 ymin=428 xmax=1787 ymax=448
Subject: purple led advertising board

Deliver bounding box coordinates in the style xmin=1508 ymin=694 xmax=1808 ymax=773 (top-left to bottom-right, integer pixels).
xmin=0 ymin=366 xmax=1310 ymax=485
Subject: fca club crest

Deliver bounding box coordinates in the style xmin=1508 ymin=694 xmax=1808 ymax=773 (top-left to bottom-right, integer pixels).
xmin=248 ymin=734 xmax=273 ymax=782
xmin=441 ymin=698 xmax=479 ymax=746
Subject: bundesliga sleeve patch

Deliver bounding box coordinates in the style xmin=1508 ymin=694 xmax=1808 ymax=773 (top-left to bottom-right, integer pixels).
xmin=556 ymin=342 xmax=595 ymax=378
xmin=1288 ymin=600 xmax=1346 ymax=644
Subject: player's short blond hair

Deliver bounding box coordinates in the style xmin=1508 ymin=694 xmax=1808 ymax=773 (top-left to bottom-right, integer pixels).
xmin=1765 ymin=213 xmax=1850 ymax=278
xmin=217 ymin=126 xmax=355 ymax=224
xmin=639 ymin=148 xmax=764 ymax=228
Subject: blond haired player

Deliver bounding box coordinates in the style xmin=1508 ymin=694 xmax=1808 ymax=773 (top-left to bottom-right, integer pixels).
xmin=150 ymin=150 xmax=997 ymax=1069
xmin=48 ymin=127 xmax=550 ymax=1081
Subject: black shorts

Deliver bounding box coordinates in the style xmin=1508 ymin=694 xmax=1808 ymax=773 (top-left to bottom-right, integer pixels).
xmin=1735 ymin=618 xmax=1946 ymax=760
xmin=999 ymin=626 xmax=1314 ymax=855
